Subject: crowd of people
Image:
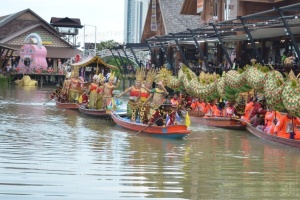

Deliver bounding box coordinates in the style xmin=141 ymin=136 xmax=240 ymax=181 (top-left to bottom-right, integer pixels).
xmin=240 ymin=95 xmax=300 ymax=140
xmin=50 ymin=69 xmax=120 ymax=110
xmin=49 ymin=66 xmax=300 ymax=140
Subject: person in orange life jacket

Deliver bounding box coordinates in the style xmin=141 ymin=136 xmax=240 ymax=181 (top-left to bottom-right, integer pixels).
xmin=263 ymin=107 xmax=282 ymax=134
xmin=225 ymin=101 xmax=237 ymax=117
xmin=205 ymin=99 xmax=218 ymax=116
xmin=249 ymin=97 xmax=267 ymax=127
xmin=191 ymin=98 xmax=205 ymax=112
xmin=274 ymin=112 xmax=300 ymax=139
xmin=241 ymin=96 xmax=256 ymax=123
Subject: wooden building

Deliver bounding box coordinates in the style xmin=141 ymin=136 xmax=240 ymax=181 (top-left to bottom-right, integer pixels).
xmin=142 ymin=0 xmax=300 ymax=72
xmin=141 ymin=0 xmax=203 ymax=72
xmin=0 ymin=9 xmax=82 ymax=72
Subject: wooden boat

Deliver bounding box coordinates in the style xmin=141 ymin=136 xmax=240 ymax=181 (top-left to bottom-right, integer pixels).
xmin=111 ymin=111 xmax=191 ymax=139
xmin=79 ymin=105 xmax=127 ymax=118
xmin=56 ymin=101 xmax=79 ymax=110
xmin=246 ymin=122 xmax=300 ymax=149
xmin=189 ymin=112 xmax=245 ymax=130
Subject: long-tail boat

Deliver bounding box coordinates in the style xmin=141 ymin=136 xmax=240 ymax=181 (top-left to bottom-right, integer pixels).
xmin=246 ymin=122 xmax=300 ymax=149
xmin=56 ymin=101 xmax=79 ymax=110
xmin=79 ymin=105 xmax=127 ymax=118
xmin=111 ymin=111 xmax=191 ymax=139
xmin=188 ymin=111 xmax=245 ymax=130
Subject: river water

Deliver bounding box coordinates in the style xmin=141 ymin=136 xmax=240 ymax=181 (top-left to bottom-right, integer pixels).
xmin=0 ymin=86 xmax=300 ymax=200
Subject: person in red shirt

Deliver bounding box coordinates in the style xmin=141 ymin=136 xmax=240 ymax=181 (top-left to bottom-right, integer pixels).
xmin=249 ymin=98 xmax=267 ymax=127
xmin=149 ymin=108 xmax=164 ymax=126
xmin=117 ymin=68 xmax=144 ymax=121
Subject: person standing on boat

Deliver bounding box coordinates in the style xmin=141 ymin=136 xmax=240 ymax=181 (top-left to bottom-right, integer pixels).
xmin=69 ymin=68 xmax=84 ymax=103
xmin=274 ymin=113 xmax=300 ymax=139
xmin=87 ymin=75 xmax=99 ymax=109
xmin=263 ymin=107 xmax=282 ymax=134
xmin=103 ymin=72 xmax=120 ymax=109
xmin=138 ymin=68 xmax=156 ymax=124
xmin=60 ymin=74 xmax=71 ymax=102
xmin=96 ymin=74 xmax=105 ymax=110
xmin=117 ymin=67 xmax=144 ymax=121
xmin=142 ymin=68 xmax=170 ymax=121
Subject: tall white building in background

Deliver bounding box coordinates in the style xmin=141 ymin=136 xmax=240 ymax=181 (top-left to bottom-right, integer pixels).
xmin=124 ymin=0 xmax=150 ymax=43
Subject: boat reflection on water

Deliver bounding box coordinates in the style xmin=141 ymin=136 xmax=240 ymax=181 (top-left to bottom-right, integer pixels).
xmin=89 ymin=125 xmax=188 ymax=198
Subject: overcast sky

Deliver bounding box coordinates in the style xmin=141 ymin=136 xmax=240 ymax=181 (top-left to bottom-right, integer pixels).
xmin=0 ymin=0 xmax=125 ymax=46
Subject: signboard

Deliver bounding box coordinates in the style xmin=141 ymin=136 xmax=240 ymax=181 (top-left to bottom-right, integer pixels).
xmin=151 ymin=0 xmax=157 ymax=31
xmin=42 ymin=41 xmax=53 ymax=45
xmin=197 ymin=0 xmax=204 ymax=13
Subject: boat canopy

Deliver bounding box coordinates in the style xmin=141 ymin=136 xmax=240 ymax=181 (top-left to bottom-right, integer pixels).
xmin=70 ymin=55 xmax=117 ymax=70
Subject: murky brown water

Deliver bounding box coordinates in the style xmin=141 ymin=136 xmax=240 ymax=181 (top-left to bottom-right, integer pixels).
xmin=0 ymin=86 xmax=300 ymax=199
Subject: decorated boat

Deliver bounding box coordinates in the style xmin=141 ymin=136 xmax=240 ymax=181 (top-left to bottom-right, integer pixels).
xmin=189 ymin=113 xmax=245 ymax=130
xmin=79 ymin=105 xmax=127 ymax=118
xmin=246 ymin=122 xmax=300 ymax=149
xmin=56 ymin=101 xmax=79 ymax=110
xmin=111 ymin=111 xmax=191 ymax=139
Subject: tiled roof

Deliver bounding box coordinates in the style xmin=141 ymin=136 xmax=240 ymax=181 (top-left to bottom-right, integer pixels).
xmin=159 ymin=0 xmax=202 ymax=34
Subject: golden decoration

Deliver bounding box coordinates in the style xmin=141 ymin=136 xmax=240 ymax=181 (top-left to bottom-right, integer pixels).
xmin=98 ymin=73 xmax=105 ymax=82
xmin=109 ymin=71 xmax=115 ymax=81
xmin=145 ymin=68 xmax=157 ymax=85
xmin=135 ymin=67 xmax=145 ymax=82
xmin=155 ymin=68 xmax=172 ymax=85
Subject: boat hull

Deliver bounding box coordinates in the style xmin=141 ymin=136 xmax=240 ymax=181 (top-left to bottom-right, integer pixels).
xmin=56 ymin=101 xmax=79 ymax=110
xmin=246 ymin=123 xmax=300 ymax=149
xmin=189 ymin=114 xmax=245 ymax=130
xmin=111 ymin=111 xmax=191 ymax=139
xmin=79 ymin=105 xmax=127 ymax=118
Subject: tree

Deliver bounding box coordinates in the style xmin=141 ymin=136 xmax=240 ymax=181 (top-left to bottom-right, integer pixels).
xmin=96 ymin=40 xmax=119 ymax=51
